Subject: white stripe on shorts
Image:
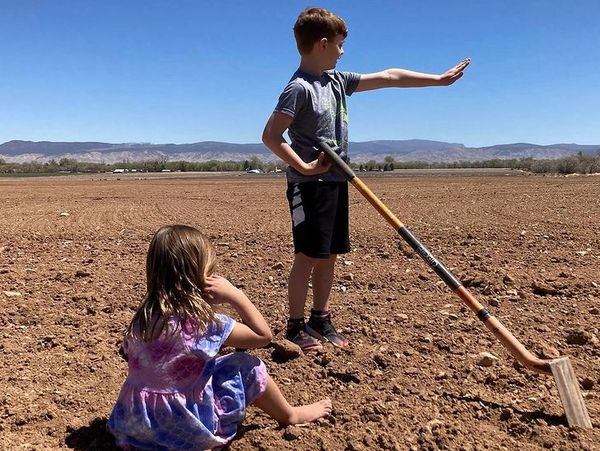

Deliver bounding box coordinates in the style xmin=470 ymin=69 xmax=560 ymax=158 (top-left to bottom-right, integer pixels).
xmin=291 ymin=184 xmax=305 ymax=226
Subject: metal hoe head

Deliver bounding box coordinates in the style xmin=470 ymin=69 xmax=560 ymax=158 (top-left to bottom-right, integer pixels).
xmin=549 ymin=357 xmax=592 ymax=428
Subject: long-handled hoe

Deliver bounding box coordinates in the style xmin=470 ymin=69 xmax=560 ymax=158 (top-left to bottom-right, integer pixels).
xmin=318 ymin=141 xmax=592 ymax=429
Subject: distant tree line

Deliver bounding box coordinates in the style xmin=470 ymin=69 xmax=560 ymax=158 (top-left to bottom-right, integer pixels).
xmin=348 ymin=151 xmax=600 ymax=175
xmin=1 ymin=150 xmax=599 ymax=175
xmin=0 ymin=156 xmax=283 ymax=175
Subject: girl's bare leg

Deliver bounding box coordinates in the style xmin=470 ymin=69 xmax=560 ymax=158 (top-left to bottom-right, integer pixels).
xmin=252 ymin=375 xmax=332 ymax=425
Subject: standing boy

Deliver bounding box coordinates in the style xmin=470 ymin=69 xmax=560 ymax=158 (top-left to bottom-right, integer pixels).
xmin=262 ymin=7 xmax=470 ymax=352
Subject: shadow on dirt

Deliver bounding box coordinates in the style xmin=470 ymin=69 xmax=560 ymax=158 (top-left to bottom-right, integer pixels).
xmin=442 ymin=392 xmax=568 ymax=427
xmin=65 ymin=416 xmax=264 ymax=450
xmin=327 ymin=370 xmax=361 ymax=384
xmin=65 ymin=417 xmax=118 ymax=450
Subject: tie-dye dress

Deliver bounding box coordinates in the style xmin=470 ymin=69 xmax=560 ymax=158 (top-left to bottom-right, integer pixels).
xmin=108 ymin=313 xmax=268 ymax=450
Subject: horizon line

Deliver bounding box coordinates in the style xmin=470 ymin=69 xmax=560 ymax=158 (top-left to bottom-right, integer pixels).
xmin=1 ymin=138 xmax=599 ymax=148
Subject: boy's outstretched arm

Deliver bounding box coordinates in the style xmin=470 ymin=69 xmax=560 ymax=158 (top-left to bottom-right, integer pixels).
xmin=262 ymin=112 xmax=330 ymax=175
xmin=355 ymin=58 xmax=470 ymax=92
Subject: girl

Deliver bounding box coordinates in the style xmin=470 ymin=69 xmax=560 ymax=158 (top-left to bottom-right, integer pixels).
xmin=108 ymin=225 xmax=332 ymax=450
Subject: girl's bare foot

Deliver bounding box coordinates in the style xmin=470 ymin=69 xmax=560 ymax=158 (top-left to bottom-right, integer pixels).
xmin=252 ymin=376 xmax=332 ymax=426
xmin=287 ymin=398 xmax=332 ymax=425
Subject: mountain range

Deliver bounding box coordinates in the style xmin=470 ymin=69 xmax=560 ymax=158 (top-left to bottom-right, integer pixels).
xmin=1 ymin=140 xmax=598 ymax=164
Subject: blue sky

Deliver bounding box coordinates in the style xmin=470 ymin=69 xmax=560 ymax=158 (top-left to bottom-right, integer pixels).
xmin=1 ymin=0 xmax=599 ymax=147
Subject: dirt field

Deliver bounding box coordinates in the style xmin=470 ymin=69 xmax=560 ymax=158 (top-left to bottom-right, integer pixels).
xmin=1 ymin=172 xmax=599 ymax=450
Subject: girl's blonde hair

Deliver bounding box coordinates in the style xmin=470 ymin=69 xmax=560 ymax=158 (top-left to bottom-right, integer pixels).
xmin=127 ymin=224 xmax=218 ymax=342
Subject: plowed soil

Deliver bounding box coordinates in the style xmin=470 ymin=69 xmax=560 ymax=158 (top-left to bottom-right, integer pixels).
xmin=1 ymin=172 xmax=599 ymax=450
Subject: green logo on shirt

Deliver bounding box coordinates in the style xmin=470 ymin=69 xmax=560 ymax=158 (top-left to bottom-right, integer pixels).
xmin=338 ymin=98 xmax=349 ymax=123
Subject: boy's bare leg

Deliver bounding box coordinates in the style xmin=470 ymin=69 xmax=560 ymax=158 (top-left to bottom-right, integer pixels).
xmin=252 ymin=375 xmax=332 ymax=425
xmin=286 ymin=252 xmax=324 ymax=351
xmin=307 ymin=254 xmax=349 ymax=348
xmin=312 ymin=254 xmax=336 ymax=312
xmin=288 ymin=252 xmax=315 ymax=319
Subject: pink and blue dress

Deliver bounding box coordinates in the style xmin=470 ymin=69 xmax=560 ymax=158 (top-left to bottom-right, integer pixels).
xmin=108 ymin=314 xmax=268 ymax=450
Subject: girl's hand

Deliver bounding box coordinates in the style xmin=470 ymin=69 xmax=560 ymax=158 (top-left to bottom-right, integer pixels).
xmin=203 ymin=275 xmax=241 ymax=305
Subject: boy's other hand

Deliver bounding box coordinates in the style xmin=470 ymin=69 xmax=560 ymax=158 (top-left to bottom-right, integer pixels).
xmin=437 ymin=58 xmax=471 ymax=86
xmin=301 ymin=151 xmax=331 ymax=175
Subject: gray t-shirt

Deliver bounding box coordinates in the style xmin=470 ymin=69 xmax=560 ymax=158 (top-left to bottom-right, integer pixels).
xmin=274 ymin=69 xmax=361 ymax=182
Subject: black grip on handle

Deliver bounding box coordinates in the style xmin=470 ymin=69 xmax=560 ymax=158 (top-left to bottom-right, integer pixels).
xmin=317 ymin=141 xmax=356 ymax=180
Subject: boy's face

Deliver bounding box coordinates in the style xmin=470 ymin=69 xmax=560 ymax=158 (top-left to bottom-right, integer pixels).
xmin=321 ymin=34 xmax=345 ymax=70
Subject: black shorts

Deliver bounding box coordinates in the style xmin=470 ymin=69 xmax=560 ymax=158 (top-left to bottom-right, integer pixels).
xmin=286 ymin=181 xmax=350 ymax=258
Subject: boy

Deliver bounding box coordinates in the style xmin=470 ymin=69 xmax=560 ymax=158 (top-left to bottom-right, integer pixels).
xmin=262 ymin=7 xmax=470 ymax=352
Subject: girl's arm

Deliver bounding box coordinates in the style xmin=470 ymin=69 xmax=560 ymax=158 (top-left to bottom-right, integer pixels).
xmin=355 ymin=58 xmax=470 ymax=92
xmin=224 ymin=295 xmax=273 ymax=349
xmin=203 ymin=275 xmax=273 ymax=349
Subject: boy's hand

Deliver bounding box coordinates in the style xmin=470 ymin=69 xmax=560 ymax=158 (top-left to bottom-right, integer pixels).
xmin=437 ymin=58 xmax=471 ymax=86
xmin=203 ymin=275 xmax=242 ymax=305
xmin=300 ymin=151 xmax=331 ymax=175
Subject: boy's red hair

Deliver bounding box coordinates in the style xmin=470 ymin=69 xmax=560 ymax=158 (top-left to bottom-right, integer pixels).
xmin=293 ymin=7 xmax=348 ymax=55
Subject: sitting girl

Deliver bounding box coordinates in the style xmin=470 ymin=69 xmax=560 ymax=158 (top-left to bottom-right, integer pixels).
xmin=108 ymin=224 xmax=332 ymax=450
